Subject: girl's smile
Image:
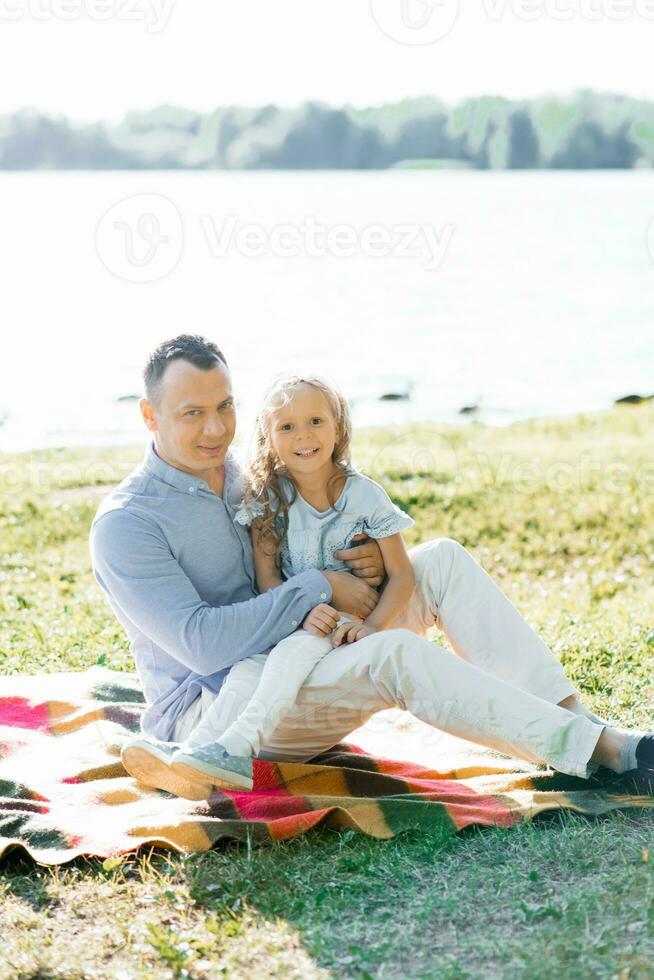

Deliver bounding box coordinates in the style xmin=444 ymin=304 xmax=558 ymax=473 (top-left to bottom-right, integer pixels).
xmin=294 ymin=447 xmax=321 ymax=458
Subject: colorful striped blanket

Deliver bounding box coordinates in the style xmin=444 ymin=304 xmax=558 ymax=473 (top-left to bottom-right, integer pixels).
xmin=1 ymin=667 xmax=652 ymax=866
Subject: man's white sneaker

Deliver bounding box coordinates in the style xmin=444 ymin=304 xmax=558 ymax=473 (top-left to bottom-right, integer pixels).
xmin=121 ymin=736 xmax=213 ymax=801
xmin=170 ymin=743 xmax=254 ymax=791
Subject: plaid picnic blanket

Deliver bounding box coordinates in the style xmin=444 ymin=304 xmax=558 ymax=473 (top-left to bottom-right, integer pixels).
xmin=1 ymin=667 xmax=652 ymax=866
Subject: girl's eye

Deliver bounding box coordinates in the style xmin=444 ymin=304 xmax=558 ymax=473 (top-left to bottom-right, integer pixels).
xmin=280 ymin=423 xmax=292 ymax=431
xmin=310 ymin=418 xmax=322 ymax=425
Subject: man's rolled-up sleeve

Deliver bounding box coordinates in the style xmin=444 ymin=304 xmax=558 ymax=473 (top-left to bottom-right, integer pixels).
xmin=90 ymin=509 xmax=332 ymax=676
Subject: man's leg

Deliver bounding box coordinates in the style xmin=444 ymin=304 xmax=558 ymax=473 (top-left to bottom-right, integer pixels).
xmin=400 ymin=538 xmax=602 ymax=716
xmin=199 ymin=628 xmax=605 ymax=779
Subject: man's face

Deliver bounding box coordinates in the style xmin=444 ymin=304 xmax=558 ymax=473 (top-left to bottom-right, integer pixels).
xmin=140 ymin=359 xmax=236 ymax=476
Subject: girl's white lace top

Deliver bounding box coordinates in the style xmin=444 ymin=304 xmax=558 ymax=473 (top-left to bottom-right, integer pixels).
xmin=234 ymin=471 xmax=414 ymax=580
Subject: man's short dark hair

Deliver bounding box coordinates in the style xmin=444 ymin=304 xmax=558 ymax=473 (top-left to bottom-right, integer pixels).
xmin=144 ymin=334 xmax=228 ymax=404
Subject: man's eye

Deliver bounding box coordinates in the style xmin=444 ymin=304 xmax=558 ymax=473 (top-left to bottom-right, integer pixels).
xmin=185 ymin=410 xmax=201 ymax=417
xmin=221 ymin=401 xmax=234 ymax=411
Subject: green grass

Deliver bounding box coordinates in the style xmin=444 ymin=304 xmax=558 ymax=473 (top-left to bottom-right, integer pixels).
xmin=1 ymin=405 xmax=654 ymax=978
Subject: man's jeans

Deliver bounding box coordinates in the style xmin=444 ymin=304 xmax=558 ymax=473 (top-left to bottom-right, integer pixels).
xmin=173 ymin=538 xmax=604 ymax=779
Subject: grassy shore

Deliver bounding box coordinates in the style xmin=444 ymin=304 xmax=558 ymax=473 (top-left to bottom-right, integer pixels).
xmin=1 ymin=406 xmax=654 ymax=978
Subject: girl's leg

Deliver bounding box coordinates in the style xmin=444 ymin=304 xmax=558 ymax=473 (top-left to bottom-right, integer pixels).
xmin=181 ymin=630 xmax=335 ymax=757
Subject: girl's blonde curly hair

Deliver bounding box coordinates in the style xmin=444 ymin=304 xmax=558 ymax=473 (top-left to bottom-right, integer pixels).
xmin=245 ymin=374 xmax=355 ymax=566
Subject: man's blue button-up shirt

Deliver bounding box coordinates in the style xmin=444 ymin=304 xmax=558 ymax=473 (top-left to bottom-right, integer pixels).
xmin=89 ymin=440 xmax=332 ymax=740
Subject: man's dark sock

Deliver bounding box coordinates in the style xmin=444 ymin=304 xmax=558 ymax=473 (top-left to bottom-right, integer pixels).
xmin=614 ymin=733 xmax=654 ymax=774
xmin=635 ymin=734 xmax=654 ymax=771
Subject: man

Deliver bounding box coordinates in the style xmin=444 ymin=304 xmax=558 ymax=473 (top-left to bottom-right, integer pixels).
xmin=90 ymin=334 xmax=654 ymax=801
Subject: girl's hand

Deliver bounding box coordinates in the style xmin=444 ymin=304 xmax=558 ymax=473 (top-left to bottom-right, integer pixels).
xmin=331 ymin=621 xmax=377 ymax=647
xmin=303 ymin=603 xmax=340 ymax=637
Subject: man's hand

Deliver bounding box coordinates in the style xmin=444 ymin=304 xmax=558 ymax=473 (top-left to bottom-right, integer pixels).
xmin=332 ymin=621 xmax=378 ymax=647
xmin=303 ymin=603 xmax=340 ymax=637
xmin=322 ymin=570 xmax=380 ymax=619
xmin=333 ymin=533 xmax=385 ymax=588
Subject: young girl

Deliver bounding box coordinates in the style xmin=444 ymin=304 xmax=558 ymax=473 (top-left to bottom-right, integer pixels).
xmin=169 ymin=374 xmax=416 ymax=793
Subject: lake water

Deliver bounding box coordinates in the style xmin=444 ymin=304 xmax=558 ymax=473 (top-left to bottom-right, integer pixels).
xmin=1 ymin=169 xmax=653 ymax=453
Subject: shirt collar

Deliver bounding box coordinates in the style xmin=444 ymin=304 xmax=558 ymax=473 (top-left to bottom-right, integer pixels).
xmin=142 ymin=439 xmax=245 ymax=500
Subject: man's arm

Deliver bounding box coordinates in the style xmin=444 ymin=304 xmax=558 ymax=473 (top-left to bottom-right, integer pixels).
xmin=333 ymin=533 xmax=385 ymax=587
xmin=322 ymin=570 xmax=380 ymax=619
xmin=90 ymin=509 xmax=332 ymax=676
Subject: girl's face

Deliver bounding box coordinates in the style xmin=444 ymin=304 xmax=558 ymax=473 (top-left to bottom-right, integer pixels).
xmin=268 ymin=384 xmax=338 ymax=476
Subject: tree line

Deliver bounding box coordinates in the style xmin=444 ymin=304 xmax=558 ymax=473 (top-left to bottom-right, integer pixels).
xmin=1 ymin=90 xmax=652 ymax=170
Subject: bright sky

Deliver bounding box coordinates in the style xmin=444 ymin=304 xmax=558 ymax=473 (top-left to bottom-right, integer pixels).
xmin=0 ymin=0 xmax=653 ymax=121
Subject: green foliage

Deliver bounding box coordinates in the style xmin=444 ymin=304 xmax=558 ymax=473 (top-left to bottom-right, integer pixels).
xmin=4 ymin=90 xmax=654 ymax=170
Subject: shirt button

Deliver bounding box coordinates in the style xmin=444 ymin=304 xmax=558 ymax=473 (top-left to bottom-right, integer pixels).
xmin=188 ymin=486 xmax=196 ymax=494
xmin=320 ymin=592 xmax=327 ymax=600
xmin=291 ymin=619 xmax=298 ymax=627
